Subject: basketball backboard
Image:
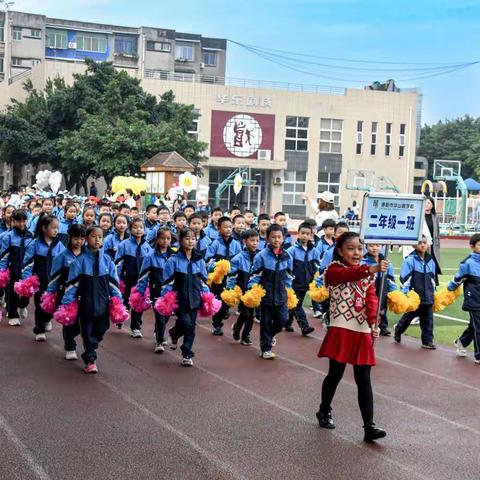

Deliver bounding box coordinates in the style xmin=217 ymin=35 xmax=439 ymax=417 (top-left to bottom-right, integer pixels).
xmin=345 ymin=169 xmax=375 ymax=190
xmin=433 ymin=160 xmax=461 ymax=179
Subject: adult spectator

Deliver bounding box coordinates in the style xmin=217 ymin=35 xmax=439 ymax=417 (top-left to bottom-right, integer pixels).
xmin=302 ymin=191 xmax=339 ymax=227
xmin=424 ymin=196 xmax=442 ymax=283
xmin=124 ymin=189 xmax=136 ymax=208
xmin=89 ymin=181 xmax=98 ymax=198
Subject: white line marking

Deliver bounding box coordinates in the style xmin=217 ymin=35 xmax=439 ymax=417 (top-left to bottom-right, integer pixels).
xmin=434 ymin=313 xmax=469 ymax=324
xmin=0 ymin=413 xmax=52 ymax=480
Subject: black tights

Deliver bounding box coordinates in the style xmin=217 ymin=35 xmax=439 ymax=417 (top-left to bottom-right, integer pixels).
xmin=320 ymin=359 xmax=374 ymax=426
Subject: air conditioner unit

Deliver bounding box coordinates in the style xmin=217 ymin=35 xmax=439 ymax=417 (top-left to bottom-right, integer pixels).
xmin=257 ymin=149 xmax=271 ymax=161
xmin=200 ymin=62 xmax=205 ymax=69
xmin=273 ymin=176 xmax=283 ymax=186
xmin=68 ymin=42 xmax=77 ymax=49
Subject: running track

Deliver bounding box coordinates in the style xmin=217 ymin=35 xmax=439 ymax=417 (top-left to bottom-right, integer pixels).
xmin=0 ymin=310 xmax=478 ymax=480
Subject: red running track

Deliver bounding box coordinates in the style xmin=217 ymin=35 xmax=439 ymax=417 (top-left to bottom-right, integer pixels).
xmin=0 ymin=309 xmax=479 ymax=480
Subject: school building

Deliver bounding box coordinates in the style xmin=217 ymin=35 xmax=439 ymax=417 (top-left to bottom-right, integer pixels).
xmin=0 ymin=10 xmax=425 ymax=217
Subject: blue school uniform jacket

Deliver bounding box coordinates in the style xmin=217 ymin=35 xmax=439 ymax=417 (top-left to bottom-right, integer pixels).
xmin=448 ymin=252 xmax=480 ymax=311
xmin=363 ymin=252 xmax=397 ymax=306
xmin=144 ymin=219 xmax=159 ymax=238
xmin=248 ymin=245 xmax=293 ymax=306
xmin=115 ymin=236 xmax=153 ymax=282
xmin=195 ymin=230 xmax=212 ymax=258
xmin=0 ymin=228 xmax=34 ymax=279
xmin=282 ymin=227 xmax=293 ymax=250
xmin=146 ymin=222 xmax=176 ymax=245
xmin=204 ymin=222 xmax=219 ymax=241
xmin=226 ymin=248 xmax=258 ymax=292
xmin=103 ymin=231 xmax=130 ymax=260
xmin=47 ymin=248 xmax=83 ymax=301
xmin=400 ymin=251 xmax=436 ymax=305
xmin=62 ymin=247 xmax=122 ymax=318
xmin=205 ymin=236 xmax=242 ymax=263
xmin=287 ymin=240 xmax=321 ymax=291
xmin=162 ymin=249 xmax=209 ymax=310
xmin=136 ymin=246 xmax=175 ymax=300
xmin=58 ymin=218 xmax=78 ymax=245
xmin=316 ymin=236 xmax=335 ymax=259
xmin=22 ymin=237 xmax=66 ymax=289
xmin=257 ymin=235 xmax=268 ymax=250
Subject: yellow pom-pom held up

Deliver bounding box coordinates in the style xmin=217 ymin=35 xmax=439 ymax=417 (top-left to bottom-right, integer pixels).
xmin=286 ymin=288 xmax=299 ymax=310
xmin=207 ymin=259 xmax=231 ymax=286
xmin=309 ymin=281 xmax=329 ymax=303
xmin=241 ymin=284 xmax=266 ymax=309
xmin=220 ymin=285 xmax=243 ymax=308
xmin=433 ymin=286 xmax=462 ymax=312
xmin=405 ymin=290 xmax=421 ymax=313
xmin=387 ymin=290 xmax=410 ymax=314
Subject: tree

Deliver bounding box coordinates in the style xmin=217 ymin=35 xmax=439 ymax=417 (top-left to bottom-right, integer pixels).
xmin=0 ymin=60 xmax=206 ymax=192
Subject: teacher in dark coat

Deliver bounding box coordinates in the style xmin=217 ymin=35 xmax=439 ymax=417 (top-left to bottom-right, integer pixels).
xmin=424 ymin=196 xmax=442 ymax=283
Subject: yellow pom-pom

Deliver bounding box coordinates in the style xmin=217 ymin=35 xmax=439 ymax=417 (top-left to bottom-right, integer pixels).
xmin=286 ymin=288 xmax=299 ymax=310
xmin=241 ymin=284 xmax=266 ymax=308
xmin=405 ymin=290 xmax=421 ymax=313
xmin=433 ymin=287 xmax=462 ymax=312
xmin=209 ymin=259 xmax=231 ymax=285
xmin=221 ymin=285 xmax=243 ymax=308
xmin=387 ymin=290 xmax=410 ymax=314
xmin=309 ymin=281 xmax=329 ymax=302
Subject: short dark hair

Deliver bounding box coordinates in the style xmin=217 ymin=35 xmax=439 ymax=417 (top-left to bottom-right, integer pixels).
xmin=333 ymin=232 xmax=360 ymax=263
xmin=184 ymin=204 xmax=196 ymax=211
xmin=243 ymin=209 xmax=254 ymax=215
xmin=257 ymin=213 xmax=270 ymax=223
xmin=68 ymin=223 xmax=86 ymax=241
xmin=322 ymin=219 xmax=336 ymax=229
xmin=229 ymin=204 xmax=240 ymax=213
xmin=274 ymin=211 xmax=286 ymax=219
xmin=130 ymin=216 xmax=144 ymax=228
xmin=232 ymin=214 xmax=245 ymax=223
xmin=119 ymin=203 xmax=130 ymax=211
xmin=173 ymin=211 xmax=187 ymax=221
xmin=266 ymin=224 xmax=284 ymax=238
xmin=158 ymin=205 xmax=170 ymax=213
xmin=12 ymin=209 xmax=28 ymax=221
xmin=146 ymin=204 xmax=158 ymax=213
xmin=298 ymin=222 xmax=313 ymax=232
xmin=335 ymin=221 xmax=349 ymax=232
xmin=242 ymin=229 xmax=259 ymax=240
xmin=470 ymin=233 xmax=480 ymax=247
xmin=212 ymin=207 xmax=223 ymax=214
xmin=217 ymin=216 xmax=232 ymax=228
xmin=86 ymin=225 xmax=103 ymax=238
xmin=188 ymin=213 xmax=202 ymax=223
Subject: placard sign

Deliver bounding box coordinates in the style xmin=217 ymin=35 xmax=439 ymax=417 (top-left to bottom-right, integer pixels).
xmin=359 ymin=193 xmax=425 ymax=245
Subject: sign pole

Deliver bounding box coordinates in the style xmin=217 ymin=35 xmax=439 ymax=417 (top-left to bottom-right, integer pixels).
xmin=373 ymin=245 xmax=389 ymax=342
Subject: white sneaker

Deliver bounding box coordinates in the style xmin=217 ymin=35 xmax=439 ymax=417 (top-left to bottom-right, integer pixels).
xmin=271 ymin=336 xmax=277 ymax=347
xmin=313 ymin=310 xmax=322 ymax=318
xmin=411 ymin=317 xmax=420 ymax=325
xmin=454 ymin=339 xmax=467 ymax=357
xmin=131 ymin=329 xmax=143 ymax=338
xmin=168 ymin=336 xmax=178 ymax=350
xmin=474 ymin=359 xmax=480 ymax=365
xmin=45 ymin=321 xmax=52 ymax=332
xmin=154 ymin=343 xmax=165 ymax=354
xmin=261 ymin=350 xmax=276 ymax=360
xmin=65 ymin=350 xmax=78 ymax=361
xmin=161 ymin=340 xmax=168 ymax=346
xmin=8 ymin=318 xmax=21 ymax=326
xmin=181 ymin=357 xmax=193 ymax=367
xmin=35 ymin=333 xmax=46 ymax=342
xmin=19 ymin=308 xmax=28 ymax=319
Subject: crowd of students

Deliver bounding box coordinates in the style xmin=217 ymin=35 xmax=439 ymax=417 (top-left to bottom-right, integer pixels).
xmin=0 ymin=192 xmax=479 ymax=442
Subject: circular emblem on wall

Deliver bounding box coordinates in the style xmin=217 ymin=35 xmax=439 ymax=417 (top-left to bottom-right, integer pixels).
xmin=223 ymin=114 xmax=263 ymax=157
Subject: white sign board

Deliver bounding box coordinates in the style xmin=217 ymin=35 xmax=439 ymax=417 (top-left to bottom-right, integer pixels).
xmin=146 ymin=172 xmax=165 ymax=194
xmin=359 ymin=193 xmax=425 ymax=245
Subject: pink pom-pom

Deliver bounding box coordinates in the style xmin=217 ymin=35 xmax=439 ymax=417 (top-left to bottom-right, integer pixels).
xmin=0 ymin=268 xmax=10 ymax=288
xmin=129 ymin=286 xmax=151 ymax=313
xmin=120 ymin=279 xmax=126 ymax=295
xmin=53 ymin=301 xmax=78 ymax=326
xmin=109 ymin=296 xmax=129 ymax=324
xmin=154 ymin=291 xmax=178 ymax=317
xmin=199 ymin=292 xmax=222 ymax=317
xmin=40 ymin=291 xmax=58 ymax=314
xmin=14 ymin=275 xmax=40 ymax=298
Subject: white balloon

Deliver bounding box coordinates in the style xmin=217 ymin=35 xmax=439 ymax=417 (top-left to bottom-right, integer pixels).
xmin=49 ymin=171 xmax=63 ymax=194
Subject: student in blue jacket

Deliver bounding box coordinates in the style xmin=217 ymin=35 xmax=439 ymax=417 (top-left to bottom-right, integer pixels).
xmin=47 ymin=224 xmax=86 ymax=360
xmin=115 ymin=217 xmax=153 ymax=337
xmin=61 ymin=225 xmax=123 ymax=374
xmin=136 ymin=227 xmax=175 ymax=353
xmin=188 ymin=213 xmax=211 ymax=258
xmin=249 ymin=224 xmax=293 ymax=359
xmin=103 ymin=214 xmax=130 ymax=260
xmin=449 ymin=233 xmax=480 ymax=363
xmin=205 ymin=216 xmax=242 ymax=336
xmin=0 ymin=209 xmax=34 ymax=325
xmin=228 ymin=229 xmax=259 ymax=346
xmin=273 ymin=211 xmax=293 ymax=250
xmin=22 ymin=214 xmax=66 ymax=341
xmin=58 ymin=203 xmax=79 ymax=246
xmin=162 ymin=228 xmax=210 ymax=367
xmin=285 ymin=222 xmax=319 ymax=336
xmin=394 ymin=236 xmax=437 ymax=349
xmin=204 ymin=207 xmax=223 ymax=241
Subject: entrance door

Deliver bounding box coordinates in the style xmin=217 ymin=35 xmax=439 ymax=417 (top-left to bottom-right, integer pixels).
xmin=227 ymin=184 xmax=262 ymax=212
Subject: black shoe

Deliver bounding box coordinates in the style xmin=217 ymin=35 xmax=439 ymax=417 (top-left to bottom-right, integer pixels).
xmin=240 ymin=336 xmax=253 ymax=346
xmin=284 ymin=325 xmax=294 ymax=332
xmin=232 ymin=324 xmax=240 ymax=341
xmin=315 ymin=410 xmax=335 ymax=429
xmin=422 ymin=343 xmax=437 ymax=350
xmin=212 ymin=327 xmax=224 ymax=336
xmin=116 ymin=323 xmax=123 ymax=330
xmin=393 ymin=324 xmax=401 ymax=343
xmin=302 ymin=326 xmax=315 ymax=336
xmin=363 ymin=423 xmax=386 ymax=442
xmin=380 ymin=329 xmax=391 ymax=336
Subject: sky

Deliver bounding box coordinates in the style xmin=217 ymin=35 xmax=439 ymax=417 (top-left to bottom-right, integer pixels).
xmin=13 ymin=0 xmax=480 ymax=125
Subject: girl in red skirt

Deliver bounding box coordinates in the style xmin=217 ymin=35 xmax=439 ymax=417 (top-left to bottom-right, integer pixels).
xmin=316 ymin=232 xmax=388 ymax=442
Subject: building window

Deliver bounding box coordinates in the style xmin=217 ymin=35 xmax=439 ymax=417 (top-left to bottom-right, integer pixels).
xmin=202 ymin=51 xmax=216 ymax=66
xmin=283 ymin=170 xmax=306 ymax=206
xmin=114 ymin=35 xmax=137 ymax=55
xmin=399 ymin=123 xmax=406 ymax=157
xmin=29 ymin=29 xmax=41 ymax=39
xmin=318 ymin=172 xmax=341 ymax=207
xmin=320 ymin=118 xmax=342 ymax=153
xmin=0 ymin=24 xmax=5 ymax=42
xmin=370 ymin=121 xmax=377 ymax=155
xmin=46 ymin=29 xmax=67 ymax=49
xmin=175 ymin=44 xmax=194 ymax=61
xmin=11 ymin=57 xmax=22 ymax=67
xmin=356 ymin=121 xmax=363 ymax=154
xmin=188 ymin=109 xmax=200 ymax=140
xmin=76 ymin=33 xmax=107 ymax=53
xmin=385 ymin=122 xmax=392 ymax=156
xmin=0 ymin=57 xmax=4 ymax=73
xmin=285 ymin=116 xmax=308 ymax=151
xmin=12 ymin=27 xmax=22 ymax=41
xmin=147 ymin=41 xmax=171 ymax=52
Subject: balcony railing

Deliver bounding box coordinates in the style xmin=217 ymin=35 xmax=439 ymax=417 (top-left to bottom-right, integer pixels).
xmin=144 ymin=69 xmax=346 ymax=95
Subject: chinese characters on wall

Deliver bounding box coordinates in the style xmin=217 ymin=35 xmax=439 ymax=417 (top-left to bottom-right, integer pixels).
xmin=216 ymin=94 xmax=273 ymax=108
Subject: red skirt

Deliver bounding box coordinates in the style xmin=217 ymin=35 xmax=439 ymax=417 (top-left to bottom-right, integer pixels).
xmin=318 ymin=327 xmax=376 ymax=366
